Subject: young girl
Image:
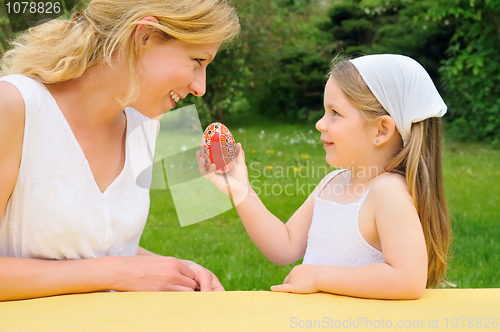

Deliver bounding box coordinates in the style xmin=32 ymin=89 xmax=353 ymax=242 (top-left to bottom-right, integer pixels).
xmin=198 ymin=54 xmax=451 ymax=300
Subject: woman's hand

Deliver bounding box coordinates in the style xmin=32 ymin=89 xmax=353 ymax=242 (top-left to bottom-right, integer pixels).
xmin=270 ymin=264 xmax=320 ymax=294
xmin=180 ymin=260 xmax=224 ymax=291
xmin=196 ymin=143 xmax=249 ymax=205
xmin=110 ymin=255 xmax=201 ymax=292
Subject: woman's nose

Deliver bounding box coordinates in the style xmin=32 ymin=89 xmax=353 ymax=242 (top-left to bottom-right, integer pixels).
xmin=188 ymin=69 xmax=206 ymax=97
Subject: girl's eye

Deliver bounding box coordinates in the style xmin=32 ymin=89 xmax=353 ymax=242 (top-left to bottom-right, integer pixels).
xmin=332 ymin=110 xmax=339 ymax=116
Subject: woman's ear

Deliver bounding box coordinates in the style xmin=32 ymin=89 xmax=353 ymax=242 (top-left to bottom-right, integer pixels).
xmin=374 ymin=115 xmax=397 ymax=146
xmin=134 ymin=16 xmax=160 ymax=48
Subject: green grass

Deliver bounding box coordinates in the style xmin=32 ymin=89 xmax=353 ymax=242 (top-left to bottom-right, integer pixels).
xmin=442 ymin=140 xmax=500 ymax=287
xmin=139 ymin=121 xmax=500 ymax=290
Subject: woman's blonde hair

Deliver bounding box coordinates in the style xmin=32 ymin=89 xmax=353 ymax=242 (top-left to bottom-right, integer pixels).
xmin=328 ymin=58 xmax=451 ymax=288
xmin=0 ymin=0 xmax=240 ymax=106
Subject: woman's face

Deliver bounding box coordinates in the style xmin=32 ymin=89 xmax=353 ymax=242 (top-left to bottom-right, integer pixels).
xmin=130 ymin=38 xmax=220 ymax=119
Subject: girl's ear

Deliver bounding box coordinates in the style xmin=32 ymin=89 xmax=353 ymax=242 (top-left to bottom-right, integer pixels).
xmin=374 ymin=115 xmax=397 ymax=146
xmin=134 ymin=16 xmax=160 ymax=49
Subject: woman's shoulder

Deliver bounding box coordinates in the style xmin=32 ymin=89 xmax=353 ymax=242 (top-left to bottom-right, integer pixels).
xmin=0 ymin=80 xmax=25 ymax=207
xmin=0 ymin=80 xmax=25 ymax=121
xmin=0 ymin=74 xmax=42 ymax=88
xmin=0 ymin=74 xmax=46 ymax=107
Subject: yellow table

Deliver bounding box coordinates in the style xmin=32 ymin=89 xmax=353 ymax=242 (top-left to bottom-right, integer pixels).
xmin=1 ymin=289 xmax=499 ymax=331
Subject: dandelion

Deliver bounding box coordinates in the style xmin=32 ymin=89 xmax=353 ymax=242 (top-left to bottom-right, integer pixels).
xmin=261 ymin=130 xmax=265 ymax=135
xmin=294 ymin=167 xmax=300 ymax=172
xmin=301 ymin=154 xmax=309 ymax=159
xmin=181 ymin=145 xmax=187 ymax=151
xmin=277 ymin=151 xmax=283 ymax=156
xmin=267 ymin=166 xmax=273 ymax=170
xmin=267 ymin=150 xmax=275 ymax=154
xmin=251 ymin=149 xmax=256 ymax=153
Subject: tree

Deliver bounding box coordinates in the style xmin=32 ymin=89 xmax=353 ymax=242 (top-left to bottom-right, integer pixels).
xmin=426 ymin=0 xmax=500 ymax=142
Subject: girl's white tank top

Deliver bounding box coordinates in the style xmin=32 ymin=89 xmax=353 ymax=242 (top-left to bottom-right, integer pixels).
xmin=0 ymin=74 xmax=158 ymax=259
xmin=303 ymin=169 xmax=385 ymax=266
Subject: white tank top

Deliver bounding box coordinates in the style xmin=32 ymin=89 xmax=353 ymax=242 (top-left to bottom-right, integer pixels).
xmin=303 ymin=169 xmax=385 ymax=266
xmin=0 ymin=74 xmax=158 ymax=259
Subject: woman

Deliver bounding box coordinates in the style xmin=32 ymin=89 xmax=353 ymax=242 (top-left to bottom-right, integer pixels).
xmin=0 ymin=0 xmax=240 ymax=301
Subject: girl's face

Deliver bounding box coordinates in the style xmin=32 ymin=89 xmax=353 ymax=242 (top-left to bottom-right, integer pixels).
xmin=316 ymin=77 xmax=374 ymax=169
xmin=130 ymin=38 xmax=220 ymax=119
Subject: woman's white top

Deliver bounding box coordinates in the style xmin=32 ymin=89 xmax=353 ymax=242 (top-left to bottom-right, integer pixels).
xmin=303 ymin=169 xmax=385 ymax=266
xmin=0 ymin=75 xmax=158 ymax=259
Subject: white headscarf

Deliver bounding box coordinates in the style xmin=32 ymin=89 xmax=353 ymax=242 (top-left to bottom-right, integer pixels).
xmin=349 ymin=54 xmax=447 ymax=145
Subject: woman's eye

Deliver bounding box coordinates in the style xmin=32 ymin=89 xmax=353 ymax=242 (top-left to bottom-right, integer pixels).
xmin=194 ymin=58 xmax=205 ymax=66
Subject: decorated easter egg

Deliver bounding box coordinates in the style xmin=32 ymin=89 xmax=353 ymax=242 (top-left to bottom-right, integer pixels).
xmin=201 ymin=122 xmax=237 ymax=175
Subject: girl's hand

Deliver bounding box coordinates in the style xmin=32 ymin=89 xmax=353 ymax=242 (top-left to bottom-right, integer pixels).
xmin=181 ymin=260 xmax=225 ymax=291
xmin=196 ymin=143 xmax=249 ymax=205
xmin=270 ymin=264 xmax=320 ymax=294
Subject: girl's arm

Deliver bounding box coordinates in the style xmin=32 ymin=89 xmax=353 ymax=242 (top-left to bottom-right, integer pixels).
xmin=234 ymin=183 xmax=315 ymax=265
xmin=271 ymin=175 xmax=428 ymax=300
xmin=197 ymin=145 xmax=323 ymax=266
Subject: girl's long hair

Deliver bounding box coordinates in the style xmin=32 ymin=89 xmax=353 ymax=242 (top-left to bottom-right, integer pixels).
xmin=329 ymin=59 xmax=451 ymax=288
xmin=0 ymin=0 xmax=240 ymax=106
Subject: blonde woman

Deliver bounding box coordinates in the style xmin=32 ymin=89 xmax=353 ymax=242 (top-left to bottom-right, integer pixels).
xmin=0 ymin=0 xmax=239 ymax=301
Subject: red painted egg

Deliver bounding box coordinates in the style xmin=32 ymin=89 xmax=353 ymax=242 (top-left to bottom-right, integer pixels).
xmin=201 ymin=122 xmax=237 ymax=174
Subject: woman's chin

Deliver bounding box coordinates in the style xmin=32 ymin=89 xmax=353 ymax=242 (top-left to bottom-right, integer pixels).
xmin=152 ymin=114 xmax=165 ymax=120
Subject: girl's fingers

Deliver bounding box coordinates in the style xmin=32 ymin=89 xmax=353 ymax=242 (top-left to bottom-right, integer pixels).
xmin=196 ymin=150 xmax=213 ymax=178
xmin=270 ymin=284 xmax=292 ymax=293
xmin=236 ymin=143 xmax=245 ymax=165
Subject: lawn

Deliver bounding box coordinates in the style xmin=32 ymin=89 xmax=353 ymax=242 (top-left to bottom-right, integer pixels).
xmin=139 ymin=119 xmax=500 ymax=290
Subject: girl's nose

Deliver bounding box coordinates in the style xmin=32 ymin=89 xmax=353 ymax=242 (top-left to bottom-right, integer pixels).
xmin=188 ymin=69 xmax=206 ymax=97
xmin=316 ymin=115 xmax=327 ymax=132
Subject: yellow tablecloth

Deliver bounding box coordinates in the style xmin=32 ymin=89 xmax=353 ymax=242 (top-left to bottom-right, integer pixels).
xmin=1 ymin=289 xmax=499 ymax=331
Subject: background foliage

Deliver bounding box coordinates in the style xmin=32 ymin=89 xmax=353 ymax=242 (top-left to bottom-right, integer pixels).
xmin=0 ymin=0 xmax=498 ymax=289
xmin=1 ymin=0 xmax=499 ymax=142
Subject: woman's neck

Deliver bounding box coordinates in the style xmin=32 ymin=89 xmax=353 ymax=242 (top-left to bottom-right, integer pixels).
xmin=43 ymin=61 xmax=130 ymax=130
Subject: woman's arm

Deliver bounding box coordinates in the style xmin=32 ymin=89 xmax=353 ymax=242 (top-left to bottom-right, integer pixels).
xmin=197 ymin=145 xmax=322 ymax=266
xmin=0 ymin=84 xmax=198 ymax=301
xmin=137 ymin=246 xmax=224 ymax=291
xmin=0 ymin=255 xmax=203 ymax=301
xmin=271 ymin=175 xmax=428 ymax=300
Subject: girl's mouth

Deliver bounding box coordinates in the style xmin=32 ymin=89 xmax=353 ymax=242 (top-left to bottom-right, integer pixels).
xmin=321 ymin=140 xmax=334 ymax=148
